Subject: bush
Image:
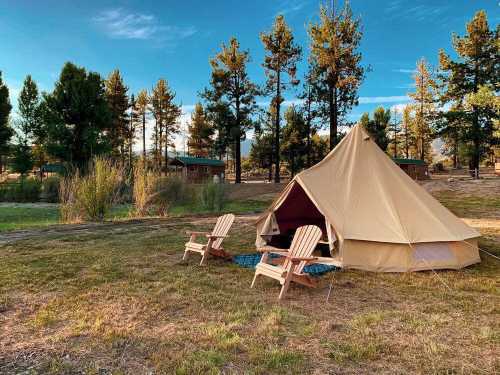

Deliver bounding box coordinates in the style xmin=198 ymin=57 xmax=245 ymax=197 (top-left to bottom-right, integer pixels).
xmin=199 ymin=182 xmax=226 ymax=212
xmin=59 ymin=157 xmax=123 ymax=223
xmin=132 ymin=158 xmax=159 ymax=217
xmin=59 ymin=175 xmax=81 ymax=223
xmin=152 ymin=176 xmax=194 ymax=216
xmin=41 ymin=176 xmax=60 ymax=203
xmin=0 ymin=178 xmax=41 ymax=202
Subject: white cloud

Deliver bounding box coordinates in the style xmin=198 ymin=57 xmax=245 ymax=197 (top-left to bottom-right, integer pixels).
xmin=392 ymin=69 xmax=416 ymax=74
xmin=275 ymin=0 xmax=310 ymax=16
xmin=389 ymin=103 xmax=409 ymax=114
xmin=92 ymin=8 xmax=197 ymax=43
xmin=358 ymin=95 xmax=410 ymax=104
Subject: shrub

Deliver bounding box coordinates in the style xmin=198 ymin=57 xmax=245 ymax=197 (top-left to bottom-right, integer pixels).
xmin=41 ymin=176 xmax=60 ymax=203
xmin=0 ymin=178 xmax=41 ymax=202
xmin=152 ymin=176 xmax=194 ymax=216
xmin=132 ymin=158 xmax=159 ymax=217
xmin=59 ymin=174 xmax=81 ymax=223
xmin=199 ymin=182 xmax=226 ymax=212
xmin=59 ymin=157 xmax=123 ymax=223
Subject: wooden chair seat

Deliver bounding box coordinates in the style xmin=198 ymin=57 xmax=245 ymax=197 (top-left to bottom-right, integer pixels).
xmin=251 ymin=225 xmax=323 ymax=300
xmin=183 ymin=214 xmax=235 ymax=265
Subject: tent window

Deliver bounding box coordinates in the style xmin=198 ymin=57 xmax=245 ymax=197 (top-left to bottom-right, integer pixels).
xmin=413 ymin=242 xmax=455 ymax=262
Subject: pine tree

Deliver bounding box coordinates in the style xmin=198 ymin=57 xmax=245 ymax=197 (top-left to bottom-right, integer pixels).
xmin=387 ymin=107 xmax=401 ymax=158
xmin=308 ymin=1 xmax=365 ymax=149
xmin=136 ymin=90 xmax=149 ymax=159
xmin=151 ymin=79 xmax=181 ymax=171
xmin=126 ymin=94 xmax=140 ymax=167
xmin=105 ymin=69 xmax=129 ymax=161
xmin=0 ymin=71 xmax=13 ymax=174
xmin=41 ymin=62 xmax=111 ymax=169
xmin=187 ymin=103 xmax=214 ymax=158
xmin=250 ymin=109 xmax=275 ymax=181
xmin=281 ymin=105 xmax=308 ymax=177
xmin=298 ymin=66 xmax=321 ymax=168
xmin=202 ymin=38 xmax=259 ymax=183
xmin=309 ymin=133 xmax=329 ymax=165
xmin=409 ymin=58 xmax=437 ymax=162
xmin=14 ymin=75 xmax=41 ymax=177
xmin=400 ymin=105 xmax=414 ymax=159
xmin=438 ymin=10 xmax=499 ymax=177
xmin=261 ymin=14 xmax=301 ymax=182
xmin=361 ymin=107 xmax=390 ymax=151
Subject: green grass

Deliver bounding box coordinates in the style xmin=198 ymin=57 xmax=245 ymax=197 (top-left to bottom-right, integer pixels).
xmin=0 ymin=204 xmax=133 ymax=232
xmin=0 ymin=206 xmax=59 ymax=232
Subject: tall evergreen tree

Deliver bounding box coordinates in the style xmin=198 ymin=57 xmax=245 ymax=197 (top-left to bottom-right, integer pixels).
xmin=126 ymin=94 xmax=140 ymax=167
xmin=298 ymin=65 xmax=321 ymax=168
xmin=105 ymin=69 xmax=129 ymax=161
xmin=151 ymin=79 xmax=181 ymax=171
xmin=400 ymin=105 xmax=414 ymax=159
xmin=281 ymin=105 xmax=308 ymax=177
xmin=261 ymin=14 xmax=301 ymax=182
xmin=187 ymin=103 xmax=214 ymax=157
xmin=136 ymin=90 xmax=149 ymax=159
xmin=250 ymin=112 xmax=274 ymax=181
xmin=361 ymin=107 xmax=390 ymax=151
xmin=438 ymin=10 xmax=499 ymax=177
xmin=409 ymin=58 xmax=437 ymax=162
xmin=308 ymin=2 xmax=365 ymax=149
xmin=388 ymin=107 xmax=401 ymax=158
xmin=41 ymin=62 xmax=110 ymax=169
xmin=0 ymin=71 xmax=13 ymax=174
xmin=14 ymin=75 xmax=41 ymax=177
xmin=202 ymin=37 xmax=258 ymax=183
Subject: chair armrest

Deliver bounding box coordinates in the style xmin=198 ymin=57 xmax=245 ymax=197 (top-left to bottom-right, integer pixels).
xmin=257 ymin=246 xmax=287 ymax=254
xmin=289 ymin=256 xmax=317 ymax=263
xmin=206 ymin=234 xmax=228 ymax=239
xmin=186 ymin=231 xmax=209 ymax=235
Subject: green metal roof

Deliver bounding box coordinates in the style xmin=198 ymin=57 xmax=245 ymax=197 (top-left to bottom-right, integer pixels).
xmin=173 ymin=156 xmax=225 ymax=167
xmin=41 ymin=164 xmax=66 ymax=173
xmin=393 ymin=158 xmax=427 ymax=166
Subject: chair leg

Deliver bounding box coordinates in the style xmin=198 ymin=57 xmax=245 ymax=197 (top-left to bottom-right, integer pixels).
xmin=278 ymin=272 xmax=293 ymax=300
xmin=183 ymin=249 xmax=189 ymax=261
xmin=251 ymin=272 xmax=259 ymax=288
xmin=199 ymin=250 xmax=208 ymax=266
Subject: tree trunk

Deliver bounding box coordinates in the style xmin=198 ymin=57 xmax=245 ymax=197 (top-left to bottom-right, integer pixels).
xmin=164 ymin=129 xmax=169 ymax=176
xmin=306 ymin=88 xmax=312 ymax=167
xmin=329 ymin=84 xmax=337 ymax=150
xmin=274 ymin=72 xmax=281 ymax=183
xmin=471 ymin=111 xmax=480 ymax=178
xmin=235 ymin=97 xmax=241 ymax=184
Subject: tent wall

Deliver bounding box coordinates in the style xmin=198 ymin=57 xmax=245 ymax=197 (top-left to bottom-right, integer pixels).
xmin=341 ymin=238 xmax=480 ymax=272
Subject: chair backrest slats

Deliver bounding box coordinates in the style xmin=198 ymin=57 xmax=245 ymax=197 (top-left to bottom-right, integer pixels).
xmin=211 ymin=213 xmax=235 ymax=249
xmin=283 ymin=225 xmax=322 ymax=274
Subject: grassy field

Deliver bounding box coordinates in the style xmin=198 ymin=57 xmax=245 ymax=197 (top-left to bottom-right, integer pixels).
xmin=0 ymin=181 xmax=499 ymax=374
xmin=0 ymin=200 xmax=269 ymax=233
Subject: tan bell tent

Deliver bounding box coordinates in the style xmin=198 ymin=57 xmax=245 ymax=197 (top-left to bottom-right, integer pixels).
xmin=256 ymin=124 xmax=480 ymax=272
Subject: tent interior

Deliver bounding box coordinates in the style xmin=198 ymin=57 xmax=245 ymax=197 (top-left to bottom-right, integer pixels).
xmin=266 ymin=182 xmax=334 ymax=257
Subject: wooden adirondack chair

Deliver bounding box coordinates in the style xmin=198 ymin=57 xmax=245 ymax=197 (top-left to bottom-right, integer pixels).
xmin=251 ymin=225 xmax=323 ymax=300
xmin=183 ymin=213 xmax=235 ymax=265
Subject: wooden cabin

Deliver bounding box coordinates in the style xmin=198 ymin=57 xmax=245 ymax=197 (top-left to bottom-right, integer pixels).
xmin=393 ymin=158 xmax=429 ymax=180
xmin=169 ymin=156 xmax=225 ymax=183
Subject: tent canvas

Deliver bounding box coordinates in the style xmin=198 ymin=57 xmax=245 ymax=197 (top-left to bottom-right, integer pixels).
xmin=256 ymin=124 xmax=480 ymax=272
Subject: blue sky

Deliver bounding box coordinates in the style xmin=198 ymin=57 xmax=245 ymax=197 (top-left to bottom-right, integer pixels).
xmin=1 ymin=0 xmax=498 ymax=151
